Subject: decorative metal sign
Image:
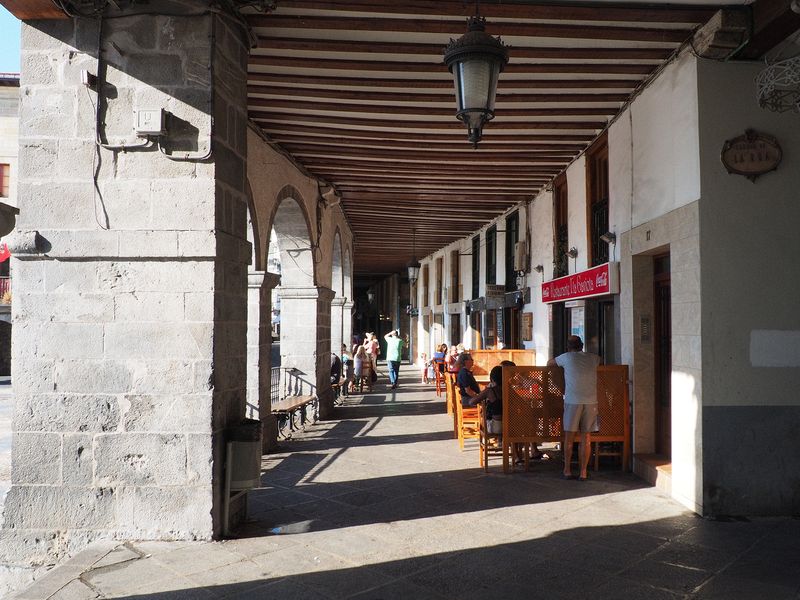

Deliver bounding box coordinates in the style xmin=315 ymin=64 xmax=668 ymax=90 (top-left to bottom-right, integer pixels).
xmin=541 ymin=262 xmax=619 ymax=304
xmin=721 ymin=129 xmax=782 ymax=182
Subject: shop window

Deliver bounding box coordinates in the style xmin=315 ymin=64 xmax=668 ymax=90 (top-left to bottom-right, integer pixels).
xmin=587 ymin=135 xmax=609 ymax=266
xmin=505 ymin=211 xmax=519 ymax=291
xmin=554 ymin=174 xmax=568 ymax=277
xmin=421 ymin=265 xmax=429 ymax=308
xmin=434 ymin=257 xmax=443 ymax=306
xmin=450 ymin=313 xmax=461 ymax=346
xmin=450 ymin=249 xmax=460 ymax=302
xmin=0 ymin=164 xmax=9 ymax=198
xmin=485 ymin=309 xmax=497 ymax=349
xmin=471 ymin=235 xmax=480 ymax=299
xmin=485 ymin=225 xmax=497 ymax=285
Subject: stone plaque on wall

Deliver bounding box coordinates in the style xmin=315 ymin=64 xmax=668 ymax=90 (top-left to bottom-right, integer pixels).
xmin=721 ymin=129 xmax=782 ymax=182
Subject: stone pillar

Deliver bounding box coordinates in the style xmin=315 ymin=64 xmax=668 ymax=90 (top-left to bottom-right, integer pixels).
xmin=1 ymin=6 xmax=250 ymax=570
xmin=247 ymin=271 xmax=280 ymax=452
xmin=279 ymin=286 xmax=335 ymax=419
xmin=331 ymin=296 xmax=345 ymax=357
xmin=342 ymin=300 xmax=354 ymax=350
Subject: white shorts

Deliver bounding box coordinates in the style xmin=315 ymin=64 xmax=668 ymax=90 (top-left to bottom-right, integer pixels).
xmin=563 ymin=403 xmax=599 ymax=433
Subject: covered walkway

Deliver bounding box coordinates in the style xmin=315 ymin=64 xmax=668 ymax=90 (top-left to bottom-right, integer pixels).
xmin=14 ymin=376 xmax=800 ymax=599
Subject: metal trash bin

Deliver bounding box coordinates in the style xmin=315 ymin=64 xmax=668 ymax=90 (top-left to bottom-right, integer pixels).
xmin=227 ymin=418 xmax=262 ymax=490
xmin=224 ymin=418 xmax=262 ymax=535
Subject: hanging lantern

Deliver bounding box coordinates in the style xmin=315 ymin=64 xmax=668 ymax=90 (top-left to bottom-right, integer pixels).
xmin=407 ymin=227 xmax=421 ymax=284
xmin=443 ymin=12 xmax=509 ymax=148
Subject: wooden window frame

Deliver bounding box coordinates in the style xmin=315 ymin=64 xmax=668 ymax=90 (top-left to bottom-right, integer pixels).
xmin=471 ymin=235 xmax=480 ymax=299
xmin=553 ymin=173 xmax=569 ymax=278
xmin=485 ymin=225 xmax=497 ymax=285
xmin=0 ymin=164 xmax=9 ymax=198
xmin=585 ymin=133 xmax=610 ymax=267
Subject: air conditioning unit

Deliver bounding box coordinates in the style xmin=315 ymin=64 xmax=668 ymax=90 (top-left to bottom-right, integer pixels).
xmin=513 ymin=240 xmax=528 ymax=273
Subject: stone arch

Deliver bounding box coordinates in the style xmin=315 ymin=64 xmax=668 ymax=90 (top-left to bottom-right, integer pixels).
xmin=268 ymin=185 xmax=316 ymax=288
xmin=246 ymin=181 xmax=263 ymax=272
xmin=266 ymin=185 xmax=335 ymax=415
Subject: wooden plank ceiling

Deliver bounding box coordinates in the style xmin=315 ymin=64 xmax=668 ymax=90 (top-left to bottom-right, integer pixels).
xmin=240 ymin=1 xmax=726 ymax=276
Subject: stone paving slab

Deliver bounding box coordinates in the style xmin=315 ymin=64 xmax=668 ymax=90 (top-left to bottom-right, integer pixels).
xmin=9 ymin=374 xmax=800 ymax=599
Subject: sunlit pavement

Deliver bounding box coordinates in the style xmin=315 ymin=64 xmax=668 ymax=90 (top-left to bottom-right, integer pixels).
xmin=12 ymin=372 xmax=800 ymax=599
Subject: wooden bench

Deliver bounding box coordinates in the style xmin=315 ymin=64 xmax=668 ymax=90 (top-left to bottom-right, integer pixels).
xmin=272 ymin=395 xmax=317 ymax=439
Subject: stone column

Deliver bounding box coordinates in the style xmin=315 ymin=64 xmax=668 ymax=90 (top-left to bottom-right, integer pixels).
xmin=279 ymin=286 xmax=335 ymax=419
xmin=1 ymin=7 xmax=250 ymax=570
xmin=331 ymin=296 xmax=346 ymax=357
xmin=342 ymin=300 xmax=354 ymax=350
xmin=247 ymin=271 xmax=280 ymax=452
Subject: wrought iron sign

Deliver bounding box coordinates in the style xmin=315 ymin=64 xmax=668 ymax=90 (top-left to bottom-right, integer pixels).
xmin=721 ymin=129 xmax=782 ymax=182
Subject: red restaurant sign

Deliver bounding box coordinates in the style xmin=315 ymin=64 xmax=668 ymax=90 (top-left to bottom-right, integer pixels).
xmin=541 ymin=262 xmax=619 ymax=303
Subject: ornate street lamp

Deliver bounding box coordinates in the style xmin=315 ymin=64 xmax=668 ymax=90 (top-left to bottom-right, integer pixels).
xmin=407 ymin=228 xmax=421 ymax=284
xmin=443 ymin=5 xmax=509 ymax=148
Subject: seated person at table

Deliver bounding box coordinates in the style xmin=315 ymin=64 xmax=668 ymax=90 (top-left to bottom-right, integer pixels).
xmin=330 ymin=352 xmax=342 ymax=386
xmin=466 ymin=364 xmax=504 ymax=422
xmin=446 ymin=345 xmax=460 ymax=374
xmin=456 ymin=353 xmax=481 ymax=405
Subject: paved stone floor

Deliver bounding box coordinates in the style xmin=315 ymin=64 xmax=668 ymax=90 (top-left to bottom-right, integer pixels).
xmin=10 ymin=373 xmax=800 ymax=599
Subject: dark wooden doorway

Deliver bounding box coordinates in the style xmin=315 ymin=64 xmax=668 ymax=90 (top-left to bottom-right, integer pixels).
xmin=653 ymin=253 xmax=671 ymax=457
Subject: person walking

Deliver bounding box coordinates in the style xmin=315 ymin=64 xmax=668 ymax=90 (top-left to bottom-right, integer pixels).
xmin=548 ymin=335 xmax=602 ymax=480
xmin=384 ymin=329 xmax=404 ymax=389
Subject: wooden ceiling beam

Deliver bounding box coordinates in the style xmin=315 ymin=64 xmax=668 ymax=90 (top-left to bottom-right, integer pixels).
xmin=0 ymin=0 xmax=66 ymax=19
xmin=254 ymin=122 xmax=595 ymax=142
xmin=305 ymin=160 xmax=560 ymax=173
xmin=251 ymin=114 xmax=606 ymax=130
xmin=249 ymin=55 xmax=657 ymax=75
xmin=250 ymin=101 xmax=617 ymax=118
xmin=269 ymin=0 xmax=715 ymax=24
xmin=269 ymin=134 xmax=585 ymax=151
xmin=737 ymin=0 xmax=800 ymax=59
xmin=339 ymin=185 xmax=532 ymax=196
xmin=249 ymin=15 xmax=692 ymax=43
xmin=341 ymin=192 xmax=525 ymax=202
xmin=248 ymin=86 xmax=630 ymax=104
xmin=281 ymin=143 xmax=575 ymax=160
xmin=255 ymin=37 xmax=673 ymax=61
xmin=247 ymin=72 xmax=639 ymax=90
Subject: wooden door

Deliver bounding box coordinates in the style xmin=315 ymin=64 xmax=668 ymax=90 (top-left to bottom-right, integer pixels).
xmin=654 ymin=254 xmax=671 ymax=457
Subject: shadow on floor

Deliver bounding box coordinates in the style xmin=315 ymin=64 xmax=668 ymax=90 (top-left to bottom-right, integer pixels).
xmin=105 ymin=514 xmax=800 ymax=600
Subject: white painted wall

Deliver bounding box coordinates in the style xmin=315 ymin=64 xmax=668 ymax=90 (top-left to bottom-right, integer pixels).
xmin=527 ymin=189 xmax=554 ymax=364
xmin=565 ymin=156 xmax=588 ymax=273
xmin=609 ymin=52 xmax=701 ymax=235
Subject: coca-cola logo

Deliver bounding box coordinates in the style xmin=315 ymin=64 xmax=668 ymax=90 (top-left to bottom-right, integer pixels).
xmin=596 ymin=272 xmax=608 ymax=288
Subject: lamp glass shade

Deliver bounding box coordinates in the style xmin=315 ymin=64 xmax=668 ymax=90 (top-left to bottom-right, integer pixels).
xmin=452 ymin=58 xmax=501 ymax=121
xmin=407 ymin=264 xmax=420 ymax=283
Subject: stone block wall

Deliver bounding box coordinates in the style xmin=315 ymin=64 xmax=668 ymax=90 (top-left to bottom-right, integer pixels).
xmin=2 ymin=5 xmax=250 ymax=573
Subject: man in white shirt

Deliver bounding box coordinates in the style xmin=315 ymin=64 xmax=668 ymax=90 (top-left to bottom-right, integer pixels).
xmin=548 ymin=335 xmax=601 ymax=480
xmin=384 ymin=329 xmax=404 ymax=389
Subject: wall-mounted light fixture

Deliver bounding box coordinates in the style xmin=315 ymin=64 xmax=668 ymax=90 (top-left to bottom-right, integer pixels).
xmin=533 ymin=264 xmax=544 ymax=273
xmin=367 ymin=289 xmax=375 ymax=304
xmin=600 ymin=231 xmax=617 ymax=245
xmin=566 ymin=247 xmax=578 ymax=259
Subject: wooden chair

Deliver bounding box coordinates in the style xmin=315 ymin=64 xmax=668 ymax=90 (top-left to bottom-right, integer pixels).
xmin=478 ymin=402 xmax=503 ymax=471
xmin=455 ymin=387 xmax=481 ymax=450
xmin=502 ymin=367 xmax=564 ymax=473
xmin=445 ymin=372 xmax=458 ymax=438
xmin=592 ymin=365 xmax=631 ymax=471
xmin=354 ymin=364 xmax=372 ymax=393
xmin=433 ymin=359 xmax=446 ymax=397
